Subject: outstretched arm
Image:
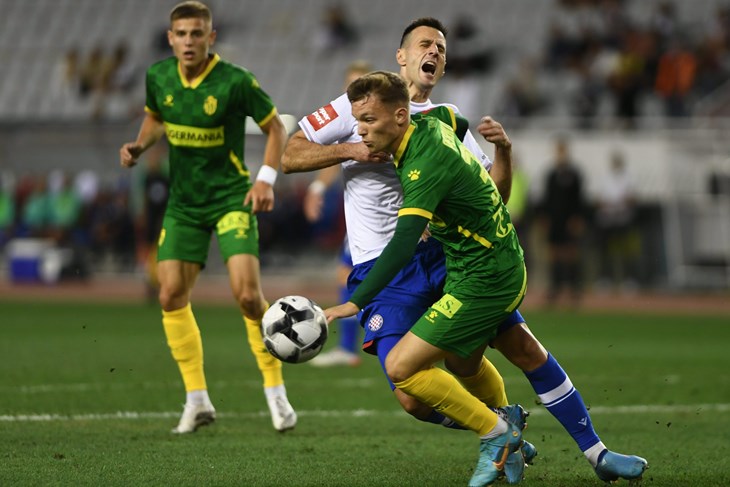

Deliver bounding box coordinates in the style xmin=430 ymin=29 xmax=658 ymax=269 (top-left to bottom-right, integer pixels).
xmin=119 ymin=112 xmax=166 ymax=168
xmin=324 ymin=214 xmax=428 ymax=322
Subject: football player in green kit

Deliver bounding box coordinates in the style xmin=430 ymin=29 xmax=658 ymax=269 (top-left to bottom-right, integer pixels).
xmin=325 ymin=70 xmax=526 ymax=486
xmin=119 ymin=1 xmax=296 ymax=434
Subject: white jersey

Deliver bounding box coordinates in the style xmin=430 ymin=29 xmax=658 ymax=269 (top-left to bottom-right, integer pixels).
xmin=299 ymin=94 xmax=492 ymax=265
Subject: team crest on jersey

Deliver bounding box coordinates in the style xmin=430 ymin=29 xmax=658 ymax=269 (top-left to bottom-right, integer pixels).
xmin=204 ymin=95 xmax=218 ymax=115
xmin=367 ymin=314 xmax=384 ymax=332
xmin=164 ymin=95 xmax=174 ymax=107
xmin=306 ymin=104 xmax=338 ymax=130
xmin=408 ymin=169 xmax=421 ymax=181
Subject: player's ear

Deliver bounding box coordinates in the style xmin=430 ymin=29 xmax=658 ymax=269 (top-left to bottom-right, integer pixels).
xmin=396 ymin=48 xmax=406 ymax=67
xmin=167 ymin=30 xmax=174 ymax=47
xmin=395 ymin=106 xmax=408 ymax=124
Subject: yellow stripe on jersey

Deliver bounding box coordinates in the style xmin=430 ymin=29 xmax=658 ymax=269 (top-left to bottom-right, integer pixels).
xmin=399 ymin=207 xmax=433 ymax=219
xmin=229 ymin=151 xmax=250 ymax=176
xmin=165 ymin=122 xmax=224 ymax=148
xmin=257 ymin=107 xmax=278 ymax=127
xmin=178 ymin=54 xmax=221 ymax=89
xmin=445 ymin=106 xmax=457 ymax=131
xmin=457 ymin=225 xmax=493 ymax=248
xmin=505 ymin=265 xmax=527 ymax=312
xmin=394 ymin=123 xmax=416 ymax=168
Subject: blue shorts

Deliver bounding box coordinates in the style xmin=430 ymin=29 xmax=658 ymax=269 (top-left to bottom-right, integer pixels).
xmin=349 ymin=239 xmax=446 ymax=355
xmin=348 ymin=238 xmax=525 ymax=389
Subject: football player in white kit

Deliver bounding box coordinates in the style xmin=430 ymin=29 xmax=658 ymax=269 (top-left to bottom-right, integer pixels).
xmin=282 ymin=17 xmax=646 ymax=484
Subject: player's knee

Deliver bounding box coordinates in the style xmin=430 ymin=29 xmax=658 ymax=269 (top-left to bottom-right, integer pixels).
xmin=385 ymin=359 xmax=411 ymax=385
xmin=495 ymin=329 xmax=548 ymax=372
xmin=158 ymin=285 xmax=187 ymax=311
xmin=234 ymin=289 xmax=264 ymax=318
xmin=514 ymin=337 xmax=547 ymax=371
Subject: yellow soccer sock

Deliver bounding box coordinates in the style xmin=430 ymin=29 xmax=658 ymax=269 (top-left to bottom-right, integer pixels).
xmin=458 ymin=356 xmax=508 ymax=408
xmin=395 ymin=368 xmax=498 ymax=436
xmin=244 ymin=303 xmax=283 ymax=388
xmin=162 ymin=303 xmax=206 ymax=392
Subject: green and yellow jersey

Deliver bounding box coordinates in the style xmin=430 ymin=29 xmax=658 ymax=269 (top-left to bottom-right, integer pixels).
xmin=145 ymin=54 xmax=278 ymax=224
xmin=350 ymin=109 xmax=524 ymax=307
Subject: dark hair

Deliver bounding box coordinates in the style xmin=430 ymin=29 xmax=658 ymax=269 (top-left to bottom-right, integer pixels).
xmin=170 ymin=1 xmax=212 ymax=25
xmin=346 ymin=71 xmax=409 ymax=107
xmin=400 ymin=17 xmax=448 ymax=47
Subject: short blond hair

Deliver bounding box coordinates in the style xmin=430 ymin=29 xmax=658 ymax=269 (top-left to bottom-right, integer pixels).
xmin=170 ymin=1 xmax=212 ymax=25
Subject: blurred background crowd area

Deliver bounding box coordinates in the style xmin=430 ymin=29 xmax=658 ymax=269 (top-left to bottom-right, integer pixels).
xmin=1 ymin=0 xmax=729 ymax=297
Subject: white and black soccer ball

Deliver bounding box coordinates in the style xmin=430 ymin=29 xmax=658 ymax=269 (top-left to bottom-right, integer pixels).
xmin=261 ymin=295 xmax=328 ymax=364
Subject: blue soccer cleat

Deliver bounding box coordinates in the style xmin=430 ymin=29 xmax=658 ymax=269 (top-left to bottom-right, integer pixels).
xmin=521 ymin=440 xmax=538 ymax=465
xmin=469 ymin=415 xmax=523 ymax=487
xmin=499 ymin=404 xmax=531 ymax=484
xmin=500 ymin=404 xmax=529 ymax=430
xmin=594 ymin=450 xmax=648 ymax=482
xmin=503 ymin=449 xmax=525 ymax=484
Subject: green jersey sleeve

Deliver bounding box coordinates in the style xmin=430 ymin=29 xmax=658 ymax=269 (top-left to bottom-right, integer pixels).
xmin=233 ymin=70 xmax=278 ymax=127
xmin=144 ymin=66 xmax=160 ymax=115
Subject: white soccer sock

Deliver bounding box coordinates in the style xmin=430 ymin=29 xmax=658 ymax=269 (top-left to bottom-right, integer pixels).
xmin=479 ymin=416 xmax=509 ymax=440
xmin=584 ymin=442 xmax=607 ymax=467
xmin=186 ymin=389 xmax=212 ymax=406
xmin=264 ymin=384 xmax=287 ymax=399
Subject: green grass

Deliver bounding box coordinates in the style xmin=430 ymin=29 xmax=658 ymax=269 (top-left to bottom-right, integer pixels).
xmin=1 ymin=300 xmax=729 ymax=486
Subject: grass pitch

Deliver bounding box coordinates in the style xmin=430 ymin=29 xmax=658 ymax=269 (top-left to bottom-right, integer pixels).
xmin=1 ymin=299 xmax=728 ymax=486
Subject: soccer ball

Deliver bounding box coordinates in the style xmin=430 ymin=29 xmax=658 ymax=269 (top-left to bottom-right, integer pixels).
xmin=261 ymin=295 xmax=329 ymax=364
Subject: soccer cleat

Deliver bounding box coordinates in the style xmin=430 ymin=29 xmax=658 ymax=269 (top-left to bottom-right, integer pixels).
xmin=521 ymin=440 xmax=538 ymax=465
xmin=497 ymin=404 xmax=531 ymax=484
xmin=594 ymin=450 xmax=648 ymax=483
xmin=309 ymin=347 xmax=361 ymax=368
xmin=171 ymin=402 xmax=216 ymax=434
xmin=502 ymin=439 xmax=539 ymax=484
xmin=499 ymin=403 xmax=529 ymax=430
xmin=267 ymin=392 xmax=297 ymax=432
xmin=469 ymin=419 xmax=523 ymax=487
xmin=503 ymin=450 xmax=526 ymax=484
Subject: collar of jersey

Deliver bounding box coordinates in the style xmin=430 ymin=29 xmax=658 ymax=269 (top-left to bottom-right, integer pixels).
xmin=178 ymin=53 xmax=220 ymax=89
xmin=393 ymin=121 xmax=416 ymax=168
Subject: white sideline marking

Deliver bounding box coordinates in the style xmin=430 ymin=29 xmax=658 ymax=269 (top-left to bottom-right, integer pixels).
xmin=2 ymin=403 xmax=729 ymax=423
xmin=10 ymin=378 xmax=378 ymax=394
